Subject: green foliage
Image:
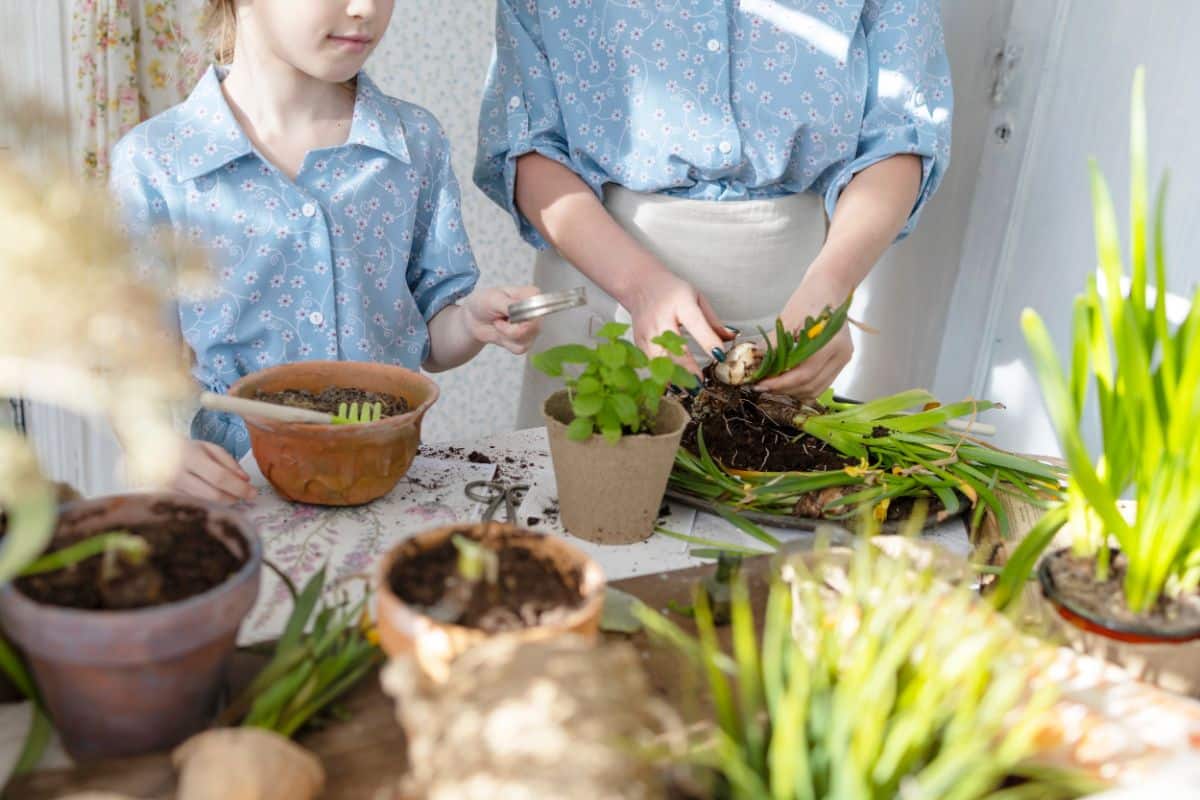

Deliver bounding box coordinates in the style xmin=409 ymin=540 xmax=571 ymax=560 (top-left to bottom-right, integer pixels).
xmin=995 ymin=68 xmax=1200 ymax=614
xmin=532 ymin=323 xmax=697 ymax=444
xmin=221 ymin=568 xmax=382 ymax=737
xmin=637 ymin=544 xmax=1104 ymax=800
xmin=669 ymin=391 xmax=1063 ymax=538
xmin=752 ymin=296 xmax=854 ymax=382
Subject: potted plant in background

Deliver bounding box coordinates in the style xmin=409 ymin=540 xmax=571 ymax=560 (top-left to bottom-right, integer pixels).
xmin=533 ymin=323 xmax=696 ymax=544
xmin=993 ymin=68 xmax=1200 ymax=695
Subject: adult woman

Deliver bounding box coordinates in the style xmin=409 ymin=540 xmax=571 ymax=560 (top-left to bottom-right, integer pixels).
xmin=476 ymin=1 xmax=952 ymax=427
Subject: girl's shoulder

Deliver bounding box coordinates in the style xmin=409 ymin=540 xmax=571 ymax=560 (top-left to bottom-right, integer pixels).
xmin=355 ymin=74 xmax=452 ymax=159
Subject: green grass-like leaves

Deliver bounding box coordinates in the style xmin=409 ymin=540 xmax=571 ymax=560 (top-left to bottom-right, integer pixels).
xmin=636 ymin=544 xmax=1104 ymax=799
xmin=995 ymin=68 xmax=1200 ymax=614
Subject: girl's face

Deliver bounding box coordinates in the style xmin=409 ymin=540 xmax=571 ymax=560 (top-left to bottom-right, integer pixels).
xmin=244 ymin=0 xmax=395 ymax=82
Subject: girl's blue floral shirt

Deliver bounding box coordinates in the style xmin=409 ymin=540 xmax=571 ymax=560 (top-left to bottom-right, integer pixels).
xmin=476 ymin=0 xmax=953 ymax=244
xmin=110 ymin=66 xmax=479 ymax=458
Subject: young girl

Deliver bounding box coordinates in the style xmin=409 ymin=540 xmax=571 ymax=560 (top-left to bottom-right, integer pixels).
xmin=476 ymin=0 xmax=952 ymax=427
xmin=111 ymin=0 xmax=539 ymax=503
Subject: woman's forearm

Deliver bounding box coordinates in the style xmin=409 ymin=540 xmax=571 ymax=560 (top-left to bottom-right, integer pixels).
xmin=513 ymin=153 xmax=668 ymax=306
xmin=423 ymin=305 xmax=483 ymax=372
xmin=803 ymin=155 xmax=924 ymax=298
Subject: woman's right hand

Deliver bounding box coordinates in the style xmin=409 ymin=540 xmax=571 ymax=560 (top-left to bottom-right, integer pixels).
xmin=169 ymin=439 xmax=257 ymax=503
xmin=620 ymin=267 xmax=733 ymax=374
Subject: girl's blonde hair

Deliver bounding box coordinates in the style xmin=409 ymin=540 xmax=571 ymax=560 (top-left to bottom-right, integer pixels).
xmin=203 ymin=0 xmax=237 ymax=64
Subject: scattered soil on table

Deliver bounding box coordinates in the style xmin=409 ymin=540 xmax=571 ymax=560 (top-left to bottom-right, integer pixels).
xmin=16 ymin=502 xmax=246 ymax=611
xmin=256 ymin=386 xmax=408 ymax=417
xmin=1043 ymin=548 xmax=1200 ymax=636
xmin=466 ymin=451 xmax=492 ymax=465
xmin=389 ymin=530 xmax=583 ymax=633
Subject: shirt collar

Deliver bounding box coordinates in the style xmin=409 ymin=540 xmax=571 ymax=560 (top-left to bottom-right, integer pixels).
xmin=346 ymin=72 xmax=412 ymax=165
xmin=174 ymin=65 xmax=255 ymax=183
xmin=174 ymin=67 xmax=410 ymax=183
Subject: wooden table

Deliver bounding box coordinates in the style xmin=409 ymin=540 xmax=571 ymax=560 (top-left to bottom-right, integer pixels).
xmin=14 ymin=429 xmax=1200 ymax=797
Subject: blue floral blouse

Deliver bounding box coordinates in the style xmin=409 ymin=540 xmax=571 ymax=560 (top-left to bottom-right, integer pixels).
xmin=111 ymin=66 xmax=479 ymax=458
xmin=476 ymin=0 xmax=953 ymax=247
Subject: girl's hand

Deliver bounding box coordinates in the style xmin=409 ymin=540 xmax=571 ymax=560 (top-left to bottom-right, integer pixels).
xmin=170 ymin=439 xmax=257 ymax=504
xmin=619 ymin=267 xmax=733 ymax=374
xmin=462 ymin=286 xmax=543 ymax=355
xmin=756 ymin=272 xmax=854 ymax=399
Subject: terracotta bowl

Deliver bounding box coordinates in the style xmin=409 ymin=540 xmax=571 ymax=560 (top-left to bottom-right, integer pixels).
xmin=375 ymin=523 xmax=606 ymax=681
xmin=0 ymin=493 xmax=261 ymax=761
xmin=229 ymin=360 xmax=439 ymax=506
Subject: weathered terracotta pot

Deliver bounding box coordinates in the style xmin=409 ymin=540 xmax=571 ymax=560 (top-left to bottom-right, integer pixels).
xmin=1037 ymin=551 xmax=1200 ymax=697
xmin=375 ymin=523 xmax=605 ymax=681
xmin=543 ymin=390 xmax=687 ymax=545
xmin=0 ymin=494 xmax=261 ymax=761
xmin=229 ymin=360 xmax=439 ymax=506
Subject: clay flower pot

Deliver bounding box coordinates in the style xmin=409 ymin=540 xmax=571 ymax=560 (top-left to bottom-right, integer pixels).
xmin=375 ymin=523 xmax=605 ymax=681
xmin=0 ymin=494 xmax=261 ymax=761
xmin=1037 ymin=550 xmax=1200 ymax=697
xmin=229 ymin=360 xmax=439 ymax=506
xmin=543 ymin=389 xmax=688 ymax=545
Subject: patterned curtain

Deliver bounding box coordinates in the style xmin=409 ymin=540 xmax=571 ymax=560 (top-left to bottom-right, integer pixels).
xmin=70 ymin=0 xmax=207 ymax=179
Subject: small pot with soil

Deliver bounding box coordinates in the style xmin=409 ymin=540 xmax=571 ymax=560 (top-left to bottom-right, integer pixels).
xmin=544 ymin=389 xmax=689 ymax=545
xmin=0 ymin=493 xmax=261 ymax=760
xmin=1037 ymin=548 xmax=1200 ymax=696
xmin=229 ymin=360 xmax=439 ymax=506
xmin=375 ymin=523 xmax=605 ymax=680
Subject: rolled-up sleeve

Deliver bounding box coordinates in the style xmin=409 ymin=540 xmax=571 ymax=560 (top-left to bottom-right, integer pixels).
xmin=822 ymin=0 xmax=953 ymax=240
xmin=474 ymin=0 xmax=578 ymax=249
xmin=410 ymin=133 xmax=480 ymax=338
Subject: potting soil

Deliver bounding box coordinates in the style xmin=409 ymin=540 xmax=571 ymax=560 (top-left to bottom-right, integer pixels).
xmin=16 ymin=502 xmax=246 ymax=610
xmin=1044 ymin=549 xmax=1200 ymax=634
xmin=389 ymin=533 xmax=584 ymax=633
xmin=256 ymin=386 xmax=408 ymax=417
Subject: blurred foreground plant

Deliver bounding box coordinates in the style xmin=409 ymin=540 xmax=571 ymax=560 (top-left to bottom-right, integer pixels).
xmin=637 ymin=533 xmax=1105 ymax=799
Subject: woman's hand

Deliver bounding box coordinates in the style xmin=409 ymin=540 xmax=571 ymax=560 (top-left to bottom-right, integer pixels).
xmin=169 ymin=439 xmax=257 ymax=504
xmin=755 ymin=271 xmax=854 ymax=399
xmin=620 ymin=267 xmax=732 ymax=374
xmin=462 ymin=285 xmax=542 ymax=355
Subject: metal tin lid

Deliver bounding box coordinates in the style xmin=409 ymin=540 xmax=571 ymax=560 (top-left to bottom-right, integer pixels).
xmin=506 ymin=287 xmax=587 ymax=323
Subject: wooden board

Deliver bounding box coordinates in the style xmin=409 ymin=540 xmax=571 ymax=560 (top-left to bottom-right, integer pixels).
xmin=8 ymin=560 xmax=747 ymax=800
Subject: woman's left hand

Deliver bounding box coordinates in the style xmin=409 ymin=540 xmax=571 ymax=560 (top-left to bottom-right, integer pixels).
xmin=462 ymin=285 xmax=543 ymax=355
xmin=755 ymin=272 xmax=854 ymax=399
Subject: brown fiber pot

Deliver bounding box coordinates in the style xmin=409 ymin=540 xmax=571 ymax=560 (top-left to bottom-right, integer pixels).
xmin=229 ymin=360 xmax=439 ymax=506
xmin=1037 ymin=550 xmax=1200 ymax=697
xmin=375 ymin=523 xmax=605 ymax=681
xmin=543 ymin=389 xmax=688 ymax=545
xmin=0 ymin=493 xmax=261 ymax=761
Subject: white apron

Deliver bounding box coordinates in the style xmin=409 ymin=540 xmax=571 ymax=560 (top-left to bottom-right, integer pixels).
xmin=516 ymin=185 xmax=827 ymax=428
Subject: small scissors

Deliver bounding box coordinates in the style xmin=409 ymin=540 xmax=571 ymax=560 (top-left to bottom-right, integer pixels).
xmin=465 ymin=480 xmax=530 ymax=524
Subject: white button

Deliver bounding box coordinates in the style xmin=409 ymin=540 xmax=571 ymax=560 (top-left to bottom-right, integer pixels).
xmin=707 ymin=39 xmax=721 ymax=52
xmin=308 ymin=311 xmax=324 ymax=326
xmin=508 ymin=96 xmax=522 ymax=110
xmin=301 ymin=202 xmax=316 ymax=217
xmin=718 ymin=140 xmax=733 ymax=154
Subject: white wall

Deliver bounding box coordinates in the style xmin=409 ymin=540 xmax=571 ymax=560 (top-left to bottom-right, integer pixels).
xmin=936 ymin=0 xmax=1200 ymax=457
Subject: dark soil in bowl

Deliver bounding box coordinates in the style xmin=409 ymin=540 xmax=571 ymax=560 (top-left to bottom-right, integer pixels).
xmin=389 ymin=531 xmax=584 ymax=633
xmin=679 ymin=383 xmax=948 ymax=522
xmin=1043 ymin=548 xmax=1200 ymax=636
xmin=256 ymin=386 xmax=409 ymax=417
xmin=15 ymin=502 xmax=247 ymax=611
